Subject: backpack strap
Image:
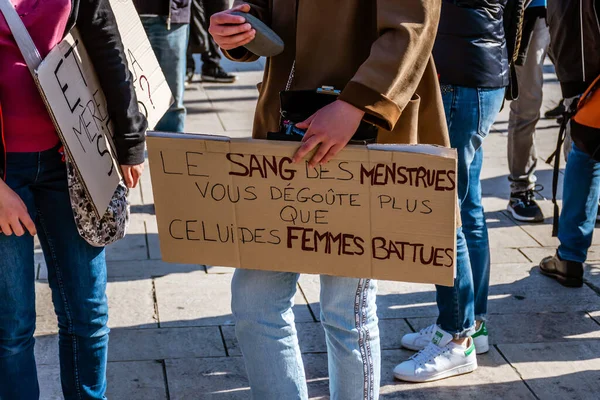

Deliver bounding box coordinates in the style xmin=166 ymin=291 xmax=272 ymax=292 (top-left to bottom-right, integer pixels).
xmin=548 ymin=117 xmax=568 ymax=237
xmin=546 ymin=98 xmax=579 ymax=237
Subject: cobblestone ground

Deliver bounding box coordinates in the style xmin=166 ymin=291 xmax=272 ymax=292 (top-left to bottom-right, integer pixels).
xmin=34 ymin=57 xmax=600 ymax=399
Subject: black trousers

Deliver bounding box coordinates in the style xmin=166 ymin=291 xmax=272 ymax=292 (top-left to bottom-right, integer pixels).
xmin=187 ymin=0 xmax=229 ymax=71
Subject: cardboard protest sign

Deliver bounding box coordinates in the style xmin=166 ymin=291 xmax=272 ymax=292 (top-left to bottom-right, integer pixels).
xmin=147 ymin=133 xmax=458 ymax=286
xmin=108 ymin=0 xmax=173 ymax=129
xmin=36 ymin=30 xmax=121 ymax=217
xmin=34 ymin=0 xmax=171 ymax=216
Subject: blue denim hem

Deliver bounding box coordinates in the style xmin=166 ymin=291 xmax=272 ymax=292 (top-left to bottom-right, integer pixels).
xmin=475 ymin=314 xmax=488 ymax=322
xmin=451 ymin=325 xmax=477 ymax=339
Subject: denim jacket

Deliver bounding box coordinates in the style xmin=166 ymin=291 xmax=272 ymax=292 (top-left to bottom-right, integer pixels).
xmin=0 ymin=0 xmax=148 ymax=180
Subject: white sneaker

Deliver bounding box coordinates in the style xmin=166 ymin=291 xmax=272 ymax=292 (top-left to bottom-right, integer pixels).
xmin=401 ymin=324 xmax=437 ymax=351
xmin=393 ymin=328 xmax=478 ymax=383
xmin=472 ymin=321 xmax=489 ymax=354
xmin=401 ymin=322 xmax=489 ymax=354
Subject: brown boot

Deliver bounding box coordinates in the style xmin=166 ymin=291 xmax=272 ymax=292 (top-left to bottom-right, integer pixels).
xmin=539 ymin=254 xmax=584 ymax=288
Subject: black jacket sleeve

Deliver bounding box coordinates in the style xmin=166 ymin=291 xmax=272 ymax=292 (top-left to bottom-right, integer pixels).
xmin=77 ymin=0 xmax=148 ymax=165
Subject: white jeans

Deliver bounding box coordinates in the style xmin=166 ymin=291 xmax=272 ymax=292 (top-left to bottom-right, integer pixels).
xmin=231 ymin=269 xmax=380 ymax=400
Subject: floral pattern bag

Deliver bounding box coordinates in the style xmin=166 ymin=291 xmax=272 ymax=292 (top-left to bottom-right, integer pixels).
xmin=64 ymin=151 xmax=130 ymax=247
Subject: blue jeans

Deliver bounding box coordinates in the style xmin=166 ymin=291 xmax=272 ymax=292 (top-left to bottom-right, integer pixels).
xmin=142 ymin=17 xmax=189 ymax=133
xmin=231 ymin=270 xmax=380 ymax=400
xmin=557 ymin=143 xmax=600 ymax=262
xmin=435 ymin=85 xmax=505 ymax=337
xmin=0 ymin=147 xmax=109 ymax=400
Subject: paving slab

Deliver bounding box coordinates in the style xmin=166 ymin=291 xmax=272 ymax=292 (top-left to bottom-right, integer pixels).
xmin=222 ymin=321 xmax=327 ymax=356
xmin=36 ymin=250 xmax=48 ymax=280
xmin=166 ymin=356 xmax=251 ymax=399
xmin=298 ymin=275 xmax=438 ymax=321
xmin=498 ymin=341 xmax=600 ymax=399
xmin=486 ymin=211 xmax=540 ymax=249
xmin=38 ymin=360 xmax=167 ymax=400
xmin=408 ymin=312 xmax=600 ymax=345
xmin=35 ymin=282 xmax=58 ymax=335
xmin=589 ymin=311 xmax=600 ymax=325
xmin=376 ymin=280 xmax=438 ymax=320
xmin=583 ymin=263 xmax=600 ymax=289
xmin=106 ymin=232 xmax=149 ymax=262
xmin=379 ymin=349 xmax=536 ymax=399
xmin=128 ymin=184 xmax=143 ymax=206
xmin=521 ymin=246 xmax=600 ymax=264
xmin=107 ymin=259 xmax=204 ymax=279
xmin=106 ymin=279 xmax=158 ymax=329
xmin=140 ymin=158 xmax=155 ymax=205
xmin=145 ymin=216 xmax=162 ymax=260
xmin=511 ymin=209 xmax=600 ymax=249
xmin=108 ymin=326 xmax=226 ymax=361
xmin=205 ymin=265 xmax=236 ymax=274
xmin=218 ymin=111 xmax=257 ymax=131
xmin=486 ymin=263 xmax=600 ymax=315
xmin=185 ymin=109 xmax=226 ymax=134
xmin=491 ymin=247 xmax=531 ymax=264
xmin=35 ymin=333 xmax=59 ymax=366
xmin=379 ymin=319 xmax=414 ymax=350
xmin=155 ymin=272 xmax=314 ymax=328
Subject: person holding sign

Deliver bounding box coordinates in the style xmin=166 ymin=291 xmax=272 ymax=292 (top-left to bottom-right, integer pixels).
xmin=0 ymin=0 xmax=146 ymax=398
xmin=210 ymin=1 xmax=450 ymax=398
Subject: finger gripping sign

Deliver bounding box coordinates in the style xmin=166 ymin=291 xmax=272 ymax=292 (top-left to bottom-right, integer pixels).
xmin=147 ymin=133 xmax=458 ymax=286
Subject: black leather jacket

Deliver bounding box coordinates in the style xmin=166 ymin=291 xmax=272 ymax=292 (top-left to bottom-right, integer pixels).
xmin=434 ymin=0 xmax=510 ymax=88
xmin=1 ymin=0 xmax=147 ymax=179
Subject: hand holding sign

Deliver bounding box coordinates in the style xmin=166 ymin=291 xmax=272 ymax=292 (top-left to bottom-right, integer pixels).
xmin=293 ymin=100 xmax=365 ymax=168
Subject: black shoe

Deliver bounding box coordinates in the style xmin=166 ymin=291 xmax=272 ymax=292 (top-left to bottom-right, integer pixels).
xmin=201 ymin=66 xmax=237 ymax=83
xmin=544 ymin=102 xmax=565 ymax=119
xmin=507 ymin=190 xmax=545 ymax=223
xmin=539 ymin=254 xmax=584 ymax=288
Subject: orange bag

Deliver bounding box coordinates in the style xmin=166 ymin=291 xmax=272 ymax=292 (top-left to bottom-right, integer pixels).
xmin=571 ymin=75 xmax=600 ymax=159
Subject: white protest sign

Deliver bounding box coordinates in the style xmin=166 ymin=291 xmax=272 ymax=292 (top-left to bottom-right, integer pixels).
xmin=34 ymin=1 xmax=171 ymax=216
xmin=109 ymin=0 xmax=173 ymax=128
xmin=36 ymin=30 xmax=121 ymax=216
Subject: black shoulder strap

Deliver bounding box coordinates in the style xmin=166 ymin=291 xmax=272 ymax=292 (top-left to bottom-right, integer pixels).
xmin=548 ymin=118 xmax=568 ymax=237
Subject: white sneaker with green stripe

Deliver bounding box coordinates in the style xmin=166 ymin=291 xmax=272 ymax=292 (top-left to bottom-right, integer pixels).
xmin=472 ymin=321 xmax=489 ymax=354
xmin=393 ymin=327 xmax=478 ymax=382
xmin=401 ymin=321 xmax=489 ymax=354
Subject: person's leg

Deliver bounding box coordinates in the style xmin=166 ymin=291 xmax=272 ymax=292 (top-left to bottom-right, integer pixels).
xmin=0 ymin=152 xmax=39 ymax=399
xmin=33 ymin=148 xmax=109 ymax=400
xmin=320 ymin=276 xmax=380 ymax=400
xmin=199 ymin=0 xmax=237 ymax=82
xmin=464 ymin=148 xmax=491 ymax=322
xmin=557 ymin=144 xmax=600 ymax=262
xmin=142 ymin=16 xmax=189 ymax=132
xmin=231 ymin=269 xmax=307 ymax=400
xmin=507 ymin=19 xmax=550 ymax=221
xmin=435 ymin=85 xmax=484 ymax=339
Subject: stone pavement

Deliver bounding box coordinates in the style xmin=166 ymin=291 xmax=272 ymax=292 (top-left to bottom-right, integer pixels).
xmin=33 ymin=56 xmax=600 ymax=399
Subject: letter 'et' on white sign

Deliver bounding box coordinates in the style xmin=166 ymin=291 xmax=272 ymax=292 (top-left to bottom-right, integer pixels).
xmin=34 ymin=0 xmax=172 ymax=216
